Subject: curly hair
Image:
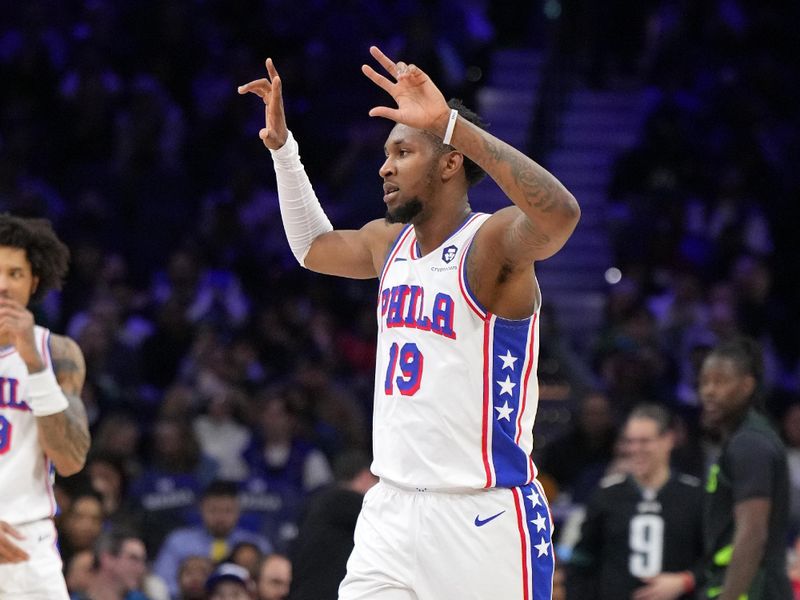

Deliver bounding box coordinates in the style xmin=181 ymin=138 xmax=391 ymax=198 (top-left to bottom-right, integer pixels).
xmin=0 ymin=213 xmax=70 ymax=303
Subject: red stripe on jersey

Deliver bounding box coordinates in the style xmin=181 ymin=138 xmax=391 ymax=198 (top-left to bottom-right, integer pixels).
xmin=515 ymin=313 xmax=537 ymax=445
xmin=481 ymin=318 xmax=493 ymax=488
xmin=513 ymin=488 xmax=531 ymax=600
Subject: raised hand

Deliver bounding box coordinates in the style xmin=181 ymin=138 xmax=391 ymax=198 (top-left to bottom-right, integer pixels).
xmin=237 ymin=58 xmax=288 ymax=150
xmin=361 ymin=46 xmax=450 ymax=137
xmin=0 ymin=298 xmax=43 ymax=372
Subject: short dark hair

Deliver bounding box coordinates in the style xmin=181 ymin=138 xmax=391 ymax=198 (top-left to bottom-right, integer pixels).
xmin=628 ymin=403 xmax=673 ymax=434
xmin=0 ymin=214 xmax=69 ymax=303
xmin=202 ymin=480 xmax=240 ymax=500
xmin=708 ymin=336 xmax=765 ymax=405
xmin=432 ymin=99 xmax=488 ymax=188
xmin=93 ymin=526 xmax=143 ymax=569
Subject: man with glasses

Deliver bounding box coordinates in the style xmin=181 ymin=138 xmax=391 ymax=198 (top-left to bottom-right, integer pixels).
xmin=567 ymin=404 xmax=705 ymax=600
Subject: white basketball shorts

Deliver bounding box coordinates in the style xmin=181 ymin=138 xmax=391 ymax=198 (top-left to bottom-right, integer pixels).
xmin=0 ymin=518 xmax=70 ymax=599
xmin=339 ymin=479 xmax=555 ymax=599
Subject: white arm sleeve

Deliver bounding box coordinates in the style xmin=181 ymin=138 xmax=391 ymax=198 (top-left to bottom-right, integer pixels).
xmin=269 ymin=131 xmax=333 ymax=267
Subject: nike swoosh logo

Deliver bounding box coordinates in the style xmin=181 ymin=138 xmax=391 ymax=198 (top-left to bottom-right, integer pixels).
xmin=474 ymin=510 xmax=505 ymax=527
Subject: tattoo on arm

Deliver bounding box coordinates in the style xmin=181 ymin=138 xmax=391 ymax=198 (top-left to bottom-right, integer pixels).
xmin=36 ymin=335 xmax=90 ymax=473
xmin=482 ymin=137 xmax=562 ymax=214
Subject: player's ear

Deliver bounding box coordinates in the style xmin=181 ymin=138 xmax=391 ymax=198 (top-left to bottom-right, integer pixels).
xmin=440 ymin=150 xmax=464 ymax=183
xmin=30 ymin=276 xmax=39 ymax=297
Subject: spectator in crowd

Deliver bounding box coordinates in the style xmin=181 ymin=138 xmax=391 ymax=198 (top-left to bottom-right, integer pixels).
xmin=154 ymin=480 xmax=272 ymax=599
xmin=256 ymin=554 xmax=291 ymax=600
xmin=175 ymin=556 xmax=214 ymax=600
xmin=70 ymin=527 xmax=150 ymax=600
xmin=539 ymin=391 xmax=618 ymax=504
xmin=58 ymin=488 xmax=106 ymax=572
xmin=244 ymin=387 xmax=333 ymax=495
xmin=66 ymin=550 xmax=95 ymax=597
xmin=238 ymin=386 xmax=331 ymax=550
xmin=288 ymin=450 xmax=376 ymax=600
xmin=85 ymin=452 xmax=133 ymax=525
xmin=129 ymin=415 xmax=218 ymax=554
xmin=568 ymin=404 xmax=704 ymax=599
xmin=193 ymin=383 xmax=252 ymax=482
xmin=224 ymin=541 xmax=264 ymax=581
xmin=205 ymin=562 xmax=256 ymax=600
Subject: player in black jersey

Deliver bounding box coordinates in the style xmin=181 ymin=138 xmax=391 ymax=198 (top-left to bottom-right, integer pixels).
xmin=695 ymin=337 xmax=791 ymax=600
xmin=567 ymin=404 xmax=704 ymax=600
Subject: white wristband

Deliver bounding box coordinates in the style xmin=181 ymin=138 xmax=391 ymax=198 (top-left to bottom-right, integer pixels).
xmin=269 ymin=131 xmax=334 ymax=267
xmin=443 ymin=109 xmax=458 ymax=145
xmin=27 ymin=368 xmax=69 ymax=417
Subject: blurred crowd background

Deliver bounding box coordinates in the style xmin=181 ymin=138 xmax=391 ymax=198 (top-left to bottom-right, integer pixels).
xmin=1 ymin=0 xmax=799 ymax=598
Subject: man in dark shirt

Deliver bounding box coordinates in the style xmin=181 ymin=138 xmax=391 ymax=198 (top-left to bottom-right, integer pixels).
xmin=288 ymin=450 xmax=377 ymax=600
xmin=568 ymin=404 xmax=704 ymax=600
xmin=696 ymin=337 xmax=791 ymax=599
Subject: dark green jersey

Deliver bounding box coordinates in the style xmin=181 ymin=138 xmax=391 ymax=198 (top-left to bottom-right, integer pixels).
xmin=702 ymin=409 xmax=791 ymax=599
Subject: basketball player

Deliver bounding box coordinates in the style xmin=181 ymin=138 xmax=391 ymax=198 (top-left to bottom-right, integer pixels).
xmin=695 ymin=337 xmax=790 ymax=599
xmin=0 ymin=214 xmax=91 ymax=599
xmin=239 ymin=46 xmax=580 ymax=599
xmin=567 ymin=404 xmax=704 ymax=600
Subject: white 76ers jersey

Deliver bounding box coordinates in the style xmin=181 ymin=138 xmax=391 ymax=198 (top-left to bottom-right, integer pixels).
xmin=0 ymin=326 xmax=59 ymax=525
xmin=372 ymin=213 xmax=541 ymax=490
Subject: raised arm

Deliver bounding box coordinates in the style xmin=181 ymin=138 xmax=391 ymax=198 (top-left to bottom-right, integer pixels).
xmin=361 ymin=46 xmax=580 ymax=264
xmin=238 ymin=59 xmax=400 ymax=279
xmin=36 ymin=334 xmax=90 ymax=476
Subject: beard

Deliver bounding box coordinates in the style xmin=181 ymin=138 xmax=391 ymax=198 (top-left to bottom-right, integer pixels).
xmin=385 ymin=197 xmax=423 ymax=224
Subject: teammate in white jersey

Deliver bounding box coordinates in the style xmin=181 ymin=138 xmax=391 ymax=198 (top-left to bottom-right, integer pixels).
xmin=0 ymin=214 xmax=91 ymax=599
xmin=239 ymin=47 xmax=580 ymax=599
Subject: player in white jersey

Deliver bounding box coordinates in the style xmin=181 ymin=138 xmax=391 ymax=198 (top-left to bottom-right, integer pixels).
xmin=0 ymin=214 xmax=91 ymax=599
xmin=239 ymin=47 xmax=580 ymax=599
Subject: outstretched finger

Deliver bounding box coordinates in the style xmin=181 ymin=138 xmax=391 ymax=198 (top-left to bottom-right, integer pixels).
xmin=268 ymin=75 xmax=285 ymax=121
xmin=369 ymin=46 xmax=399 ymax=77
xmin=361 ymin=64 xmax=393 ymax=95
xmin=237 ymin=78 xmax=272 ymax=96
xmin=265 ymin=58 xmax=280 ymax=82
xmin=368 ymin=105 xmax=401 ymax=122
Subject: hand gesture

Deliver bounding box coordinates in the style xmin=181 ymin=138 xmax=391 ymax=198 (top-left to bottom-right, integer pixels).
xmin=0 ymin=298 xmax=42 ymax=372
xmin=361 ymin=46 xmax=450 ymax=136
xmin=632 ymin=573 xmax=688 ymax=600
xmin=238 ymin=58 xmax=288 ymax=150
xmin=0 ymin=521 xmax=29 ymax=564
